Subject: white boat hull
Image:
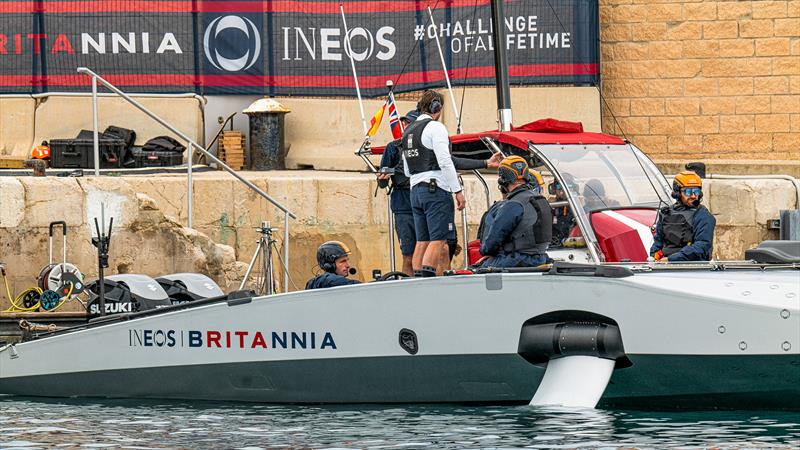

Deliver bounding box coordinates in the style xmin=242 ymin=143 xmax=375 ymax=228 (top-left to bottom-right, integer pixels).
xmin=1 ymin=270 xmax=798 ymax=408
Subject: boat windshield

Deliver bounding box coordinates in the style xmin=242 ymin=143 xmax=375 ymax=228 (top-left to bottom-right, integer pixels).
xmin=535 ymin=143 xmax=672 ymax=215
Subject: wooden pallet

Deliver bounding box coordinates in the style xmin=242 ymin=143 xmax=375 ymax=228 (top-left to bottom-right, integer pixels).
xmin=0 ymin=156 xmax=28 ymax=169
xmin=219 ymin=131 xmax=245 ymax=170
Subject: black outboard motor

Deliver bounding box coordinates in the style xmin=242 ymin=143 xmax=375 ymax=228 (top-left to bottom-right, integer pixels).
xmin=155 ymin=273 xmax=224 ymax=305
xmin=86 ymin=274 xmax=171 ymax=316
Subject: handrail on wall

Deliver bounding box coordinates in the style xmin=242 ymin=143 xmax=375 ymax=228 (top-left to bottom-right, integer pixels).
xmin=76 ymin=67 xmax=296 ymax=292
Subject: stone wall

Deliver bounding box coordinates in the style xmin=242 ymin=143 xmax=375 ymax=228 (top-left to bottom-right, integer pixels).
xmin=0 ymin=172 xmax=797 ymax=311
xmin=600 ymin=0 xmax=800 ymax=160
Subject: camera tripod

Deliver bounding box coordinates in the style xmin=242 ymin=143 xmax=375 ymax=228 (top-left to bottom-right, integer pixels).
xmin=239 ymin=221 xmax=289 ymax=295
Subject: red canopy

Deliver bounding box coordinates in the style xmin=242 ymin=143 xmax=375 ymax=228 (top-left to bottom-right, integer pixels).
xmin=371 ymin=118 xmax=624 ymax=155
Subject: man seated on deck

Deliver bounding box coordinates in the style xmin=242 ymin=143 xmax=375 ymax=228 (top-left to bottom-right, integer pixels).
xmin=650 ymin=171 xmax=716 ymax=262
xmin=478 ymin=156 xmax=552 ymax=268
xmin=305 ymin=241 xmax=362 ymax=289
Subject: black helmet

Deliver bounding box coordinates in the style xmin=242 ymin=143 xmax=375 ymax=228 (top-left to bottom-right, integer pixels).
xmin=317 ymin=241 xmax=351 ymax=273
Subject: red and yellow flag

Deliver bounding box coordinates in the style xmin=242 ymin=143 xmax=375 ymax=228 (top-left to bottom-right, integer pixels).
xmin=366 ymin=101 xmax=386 ymax=137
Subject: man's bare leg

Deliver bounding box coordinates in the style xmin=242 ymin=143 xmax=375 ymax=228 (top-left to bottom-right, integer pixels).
xmin=412 ymin=241 xmax=429 ymax=272
xmin=422 ymin=240 xmax=446 ymax=275
xmin=401 ymin=255 xmax=413 ymax=275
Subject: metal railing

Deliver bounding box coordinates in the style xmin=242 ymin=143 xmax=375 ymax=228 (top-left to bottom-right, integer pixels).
xmin=76 ymin=67 xmax=297 ymax=291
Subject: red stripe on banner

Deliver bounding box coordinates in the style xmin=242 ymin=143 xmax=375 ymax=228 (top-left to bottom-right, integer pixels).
xmin=0 ymin=0 xmax=492 ymax=14
xmin=0 ymin=64 xmax=597 ymax=87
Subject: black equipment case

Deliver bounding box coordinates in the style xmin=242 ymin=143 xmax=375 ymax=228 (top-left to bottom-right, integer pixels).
xmin=50 ymin=138 xmax=127 ymax=169
xmin=130 ymin=147 xmax=184 ymax=168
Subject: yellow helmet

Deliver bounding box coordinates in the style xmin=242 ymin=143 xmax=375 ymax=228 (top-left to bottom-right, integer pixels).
xmin=528 ymin=169 xmax=545 ymax=191
xmin=498 ymin=155 xmax=531 ymax=185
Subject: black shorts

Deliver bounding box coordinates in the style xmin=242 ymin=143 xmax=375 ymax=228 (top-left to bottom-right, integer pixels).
xmin=411 ymin=185 xmax=455 ymax=242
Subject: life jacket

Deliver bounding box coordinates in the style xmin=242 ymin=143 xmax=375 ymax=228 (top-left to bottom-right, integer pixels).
xmin=502 ymin=188 xmax=552 ymax=255
xmin=31 ymin=144 xmax=50 ymax=159
xmin=402 ymin=119 xmax=440 ymax=175
xmin=660 ymin=204 xmax=697 ymax=257
xmin=387 ymin=139 xmax=410 ymax=190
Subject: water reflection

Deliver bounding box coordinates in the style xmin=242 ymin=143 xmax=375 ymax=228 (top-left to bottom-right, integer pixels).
xmin=0 ymin=397 xmax=798 ymax=449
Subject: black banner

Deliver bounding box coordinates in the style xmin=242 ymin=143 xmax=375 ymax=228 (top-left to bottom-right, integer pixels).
xmin=0 ymin=0 xmax=599 ymax=96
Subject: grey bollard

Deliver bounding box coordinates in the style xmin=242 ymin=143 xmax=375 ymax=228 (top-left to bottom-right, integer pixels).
xmin=243 ymin=98 xmax=291 ymax=170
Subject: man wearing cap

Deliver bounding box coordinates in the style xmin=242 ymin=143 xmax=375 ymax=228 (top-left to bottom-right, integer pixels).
xmin=478 ymin=156 xmax=552 ymax=268
xmin=650 ymin=170 xmax=716 ymax=262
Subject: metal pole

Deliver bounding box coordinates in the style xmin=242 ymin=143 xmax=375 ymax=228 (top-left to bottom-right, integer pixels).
xmin=91 ymin=76 xmax=100 ymax=176
xmin=387 ymin=201 xmax=396 ymax=272
xmin=490 ymin=0 xmax=512 ymax=131
xmin=461 ymin=208 xmax=468 ymax=268
xmin=283 ymin=210 xmax=289 ymax=292
xmin=473 ymin=169 xmax=492 ymax=212
xmin=340 ymin=5 xmax=368 ymax=136
xmin=188 ymin=143 xmax=194 ymax=229
xmin=427 ymin=6 xmax=462 ymax=134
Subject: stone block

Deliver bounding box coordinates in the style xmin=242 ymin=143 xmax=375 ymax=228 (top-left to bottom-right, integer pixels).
xmin=736 ymin=96 xmax=772 ymax=114
xmin=703 ymin=133 xmax=740 ymax=152
xmin=792 ymin=76 xmax=800 ymax=94
xmin=79 ymin=177 xmax=139 ymax=229
xmin=739 ymin=20 xmax=774 ymax=38
xmin=613 ymin=42 xmax=650 ymax=60
xmin=736 ymin=132 xmax=774 ymax=152
xmin=707 ymin=180 xmax=756 ymax=226
xmin=683 ymin=2 xmax=718 ymax=20
xmin=617 ymin=117 xmax=651 ymax=134
xmin=263 ymin=174 xmax=319 ymax=225
xmin=647 ymin=41 xmax=683 ymax=59
xmin=701 ymin=97 xmax=737 ymax=115
xmin=702 ymin=59 xmax=739 ymax=78
xmin=703 ymin=21 xmax=739 ymax=39
xmin=773 ymin=132 xmax=800 ymax=151
xmin=601 ymin=24 xmax=632 ymax=42
xmin=630 ymin=98 xmax=665 ymax=116
xmin=774 ymin=18 xmax=800 ymax=36
xmin=719 ymin=77 xmax=754 ymax=96
xmin=791 ymin=114 xmax=800 ymax=131
xmin=316 ymin=175 xmax=371 ymax=225
xmin=748 ymin=179 xmax=798 ymax=223
xmin=614 ymin=4 xmax=649 ymax=23
xmin=667 ymin=22 xmax=703 ymax=41
xmin=648 ymin=79 xmax=684 ymax=98
xmin=713 ymin=226 xmax=763 ymax=260
xmin=755 ymin=114 xmax=792 ymax=132
xmin=720 ymin=115 xmax=755 ymax=133
xmin=773 ymin=56 xmax=800 ymax=75
xmin=631 ymin=135 xmax=667 ymax=153
xmin=18 ymin=178 xmax=84 ymax=228
xmin=632 ymin=23 xmax=667 ymax=41
xmin=0 ymin=98 xmax=35 ymax=157
xmin=629 ymin=60 xmax=664 ymax=79
xmin=0 ymin=178 xmax=24 ymax=228
xmin=752 ymin=1 xmax=788 ymax=19
xmin=646 ymin=3 xmax=682 ymax=22
xmin=666 ymin=98 xmax=701 ymax=116
xmin=754 ymin=76 xmax=791 ymax=95
xmin=667 ymin=135 xmax=702 ymax=153
xmin=650 ymin=117 xmax=684 ymax=135
xmin=756 ymin=37 xmax=792 ymax=56
xmin=719 ymin=39 xmax=755 ymax=57
xmin=126 ymin=177 xmax=188 ymax=223
xmin=683 ymin=40 xmax=720 ymax=58
xmin=718 ymin=2 xmax=752 ymax=20
xmin=685 ymin=116 xmax=720 ymax=134
xmin=660 ymin=60 xmax=703 ymax=77
xmin=684 ymin=79 xmax=719 ymax=96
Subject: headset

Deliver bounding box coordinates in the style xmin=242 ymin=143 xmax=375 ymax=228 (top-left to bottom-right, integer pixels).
xmin=317 ymin=241 xmax=351 ymax=273
xmin=418 ymin=91 xmax=443 ymax=115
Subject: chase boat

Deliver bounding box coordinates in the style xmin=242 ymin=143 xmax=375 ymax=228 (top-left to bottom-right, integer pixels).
xmin=1 ymin=119 xmax=798 ymax=409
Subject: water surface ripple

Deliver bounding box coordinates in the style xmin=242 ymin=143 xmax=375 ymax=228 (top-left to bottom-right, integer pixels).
xmin=1 ymin=398 xmax=798 ymax=449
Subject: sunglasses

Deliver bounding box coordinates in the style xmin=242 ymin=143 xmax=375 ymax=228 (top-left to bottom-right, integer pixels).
xmin=681 ymin=187 xmax=702 ymax=196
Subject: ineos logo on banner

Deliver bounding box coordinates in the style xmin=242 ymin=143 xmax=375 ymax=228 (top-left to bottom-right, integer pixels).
xmin=203 ymin=15 xmax=261 ymax=72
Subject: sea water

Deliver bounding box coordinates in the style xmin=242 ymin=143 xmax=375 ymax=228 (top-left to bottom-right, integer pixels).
xmin=1 ymin=398 xmax=798 ymax=449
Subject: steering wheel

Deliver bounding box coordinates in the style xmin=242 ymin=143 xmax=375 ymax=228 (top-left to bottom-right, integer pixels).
xmin=379 ymin=271 xmax=410 ymax=281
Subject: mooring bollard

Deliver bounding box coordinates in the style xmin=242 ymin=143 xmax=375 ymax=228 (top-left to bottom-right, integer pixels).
xmin=243 ymin=98 xmax=291 ymax=170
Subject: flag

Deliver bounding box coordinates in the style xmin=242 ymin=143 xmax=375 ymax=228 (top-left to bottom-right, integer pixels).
xmin=366 ymin=101 xmax=386 ymax=137
xmin=387 ymin=92 xmax=403 ymax=139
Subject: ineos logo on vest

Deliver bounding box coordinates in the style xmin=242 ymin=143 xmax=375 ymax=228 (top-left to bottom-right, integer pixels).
xmin=203 ymin=15 xmax=261 ymax=72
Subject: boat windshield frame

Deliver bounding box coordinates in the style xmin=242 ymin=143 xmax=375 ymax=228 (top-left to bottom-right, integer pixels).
xmin=529 ymin=142 xmax=673 ymax=263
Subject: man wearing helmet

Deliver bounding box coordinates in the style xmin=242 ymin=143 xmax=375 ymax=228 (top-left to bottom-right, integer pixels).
xmin=305 ymin=241 xmax=362 ymax=289
xmin=650 ymin=170 xmax=716 ymax=262
xmin=478 ymin=156 xmax=552 ymax=268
